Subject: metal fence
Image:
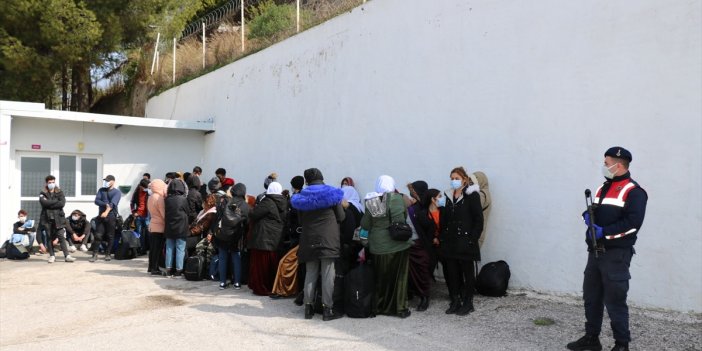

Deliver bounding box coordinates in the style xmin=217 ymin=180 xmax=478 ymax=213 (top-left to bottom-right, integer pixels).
xmin=148 ymin=0 xmax=367 ymax=87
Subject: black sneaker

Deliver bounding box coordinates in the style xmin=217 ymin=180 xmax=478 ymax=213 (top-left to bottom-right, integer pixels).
xmin=610 ymin=342 xmax=629 ymax=351
xmin=233 ymin=283 xmax=241 ymax=290
xmin=219 ymin=282 xmax=226 ymax=290
xmin=566 ymin=334 xmax=602 ymax=351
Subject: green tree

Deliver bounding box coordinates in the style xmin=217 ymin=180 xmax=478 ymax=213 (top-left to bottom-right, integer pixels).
xmin=0 ymin=0 xmax=221 ymax=111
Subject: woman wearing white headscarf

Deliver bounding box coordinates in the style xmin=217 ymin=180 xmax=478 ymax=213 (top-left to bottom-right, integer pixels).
xmin=248 ymin=182 xmax=289 ymax=295
xmin=360 ymin=175 xmax=412 ymax=318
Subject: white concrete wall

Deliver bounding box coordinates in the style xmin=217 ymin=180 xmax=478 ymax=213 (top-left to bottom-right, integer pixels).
xmin=145 ymin=0 xmax=702 ymax=312
xmin=2 ymin=117 xmax=205 ymax=243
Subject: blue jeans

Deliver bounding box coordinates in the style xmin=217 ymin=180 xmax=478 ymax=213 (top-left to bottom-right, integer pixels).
xmin=217 ymin=246 xmax=241 ymax=285
xmin=134 ymin=216 xmax=148 ymax=250
xmin=11 ymin=233 xmax=35 ymax=248
xmin=165 ymin=238 xmax=186 ymax=271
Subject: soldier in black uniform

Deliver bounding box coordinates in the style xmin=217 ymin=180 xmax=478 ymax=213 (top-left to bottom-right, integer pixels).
xmin=567 ymin=147 xmax=648 ymax=351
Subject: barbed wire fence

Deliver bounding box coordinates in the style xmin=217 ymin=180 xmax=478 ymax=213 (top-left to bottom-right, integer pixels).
xmin=149 ymin=0 xmax=367 ymax=88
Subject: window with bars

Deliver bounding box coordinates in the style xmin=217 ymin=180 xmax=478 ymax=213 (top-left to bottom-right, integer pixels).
xmin=18 ymin=154 xmax=101 ymax=216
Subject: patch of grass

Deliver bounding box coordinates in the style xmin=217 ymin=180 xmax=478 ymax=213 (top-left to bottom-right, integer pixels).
xmin=533 ymin=317 xmax=555 ymax=326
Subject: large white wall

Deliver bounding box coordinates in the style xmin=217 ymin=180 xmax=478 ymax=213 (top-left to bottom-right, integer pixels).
xmin=3 ymin=117 xmax=206 ymax=243
xmin=146 ymin=0 xmax=702 ymax=312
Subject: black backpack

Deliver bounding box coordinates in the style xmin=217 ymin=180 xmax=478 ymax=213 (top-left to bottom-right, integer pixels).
xmin=184 ymin=254 xmax=207 ymax=281
xmin=6 ymin=242 xmax=30 ymax=260
xmin=344 ymin=263 xmax=375 ymax=318
xmin=114 ymin=230 xmax=140 ymax=260
xmin=476 ymin=260 xmax=511 ymax=297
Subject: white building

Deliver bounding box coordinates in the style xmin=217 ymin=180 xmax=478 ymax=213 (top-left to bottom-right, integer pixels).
xmin=0 ymin=101 xmax=213 ymax=245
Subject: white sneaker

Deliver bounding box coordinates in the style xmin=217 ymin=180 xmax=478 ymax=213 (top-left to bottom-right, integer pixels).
xmin=80 ymin=245 xmax=88 ymax=252
xmin=65 ymin=255 xmax=76 ymax=262
xmin=48 ymin=256 xmax=56 ymax=263
xmin=68 ymin=245 xmax=77 ymax=253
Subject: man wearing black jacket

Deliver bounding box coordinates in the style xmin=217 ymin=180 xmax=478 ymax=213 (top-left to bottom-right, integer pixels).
xmin=90 ymin=175 xmax=121 ymax=262
xmin=568 ymin=147 xmax=648 ymax=351
xmin=39 ymin=175 xmax=75 ymax=263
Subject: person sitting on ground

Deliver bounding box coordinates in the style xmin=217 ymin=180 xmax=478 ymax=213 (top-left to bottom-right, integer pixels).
xmin=11 ymin=209 xmax=37 ymax=252
xmin=248 ymin=182 xmax=288 ymax=296
xmin=65 ymin=209 xmax=90 ymax=253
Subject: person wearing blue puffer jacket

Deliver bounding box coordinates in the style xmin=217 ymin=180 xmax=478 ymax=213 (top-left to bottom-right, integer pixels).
xmin=291 ymin=168 xmax=345 ymax=321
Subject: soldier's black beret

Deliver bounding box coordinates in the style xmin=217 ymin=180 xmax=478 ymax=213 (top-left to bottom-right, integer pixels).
xmin=604 ymin=146 xmax=632 ymax=162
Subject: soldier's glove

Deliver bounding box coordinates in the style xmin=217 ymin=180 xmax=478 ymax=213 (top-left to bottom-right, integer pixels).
xmin=585 ymin=223 xmax=604 ymax=240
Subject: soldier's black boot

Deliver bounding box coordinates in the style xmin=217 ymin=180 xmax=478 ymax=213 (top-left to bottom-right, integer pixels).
xmin=445 ymin=295 xmax=461 ymax=314
xmin=456 ymin=296 xmax=474 ymax=316
xmin=322 ymin=305 xmax=343 ymax=321
xmin=304 ymin=304 xmax=314 ymax=319
xmin=610 ymin=341 xmax=629 ymax=351
xmin=566 ymin=334 xmax=602 ymax=351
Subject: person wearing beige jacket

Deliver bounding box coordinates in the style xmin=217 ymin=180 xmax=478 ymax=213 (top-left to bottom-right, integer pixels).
xmin=147 ymin=179 xmax=167 ymax=275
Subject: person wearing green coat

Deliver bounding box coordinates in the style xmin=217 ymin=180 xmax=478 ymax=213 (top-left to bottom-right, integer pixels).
xmin=361 ymin=175 xmax=412 ymax=318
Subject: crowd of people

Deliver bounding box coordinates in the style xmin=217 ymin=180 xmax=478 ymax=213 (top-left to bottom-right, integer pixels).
xmin=10 ymin=165 xmax=492 ymax=320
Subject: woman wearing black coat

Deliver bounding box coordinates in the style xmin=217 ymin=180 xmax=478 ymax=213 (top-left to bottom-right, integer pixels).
xmin=439 ymin=167 xmax=483 ymax=316
xmin=215 ymin=183 xmax=250 ymax=289
xmin=247 ymin=182 xmax=288 ymax=296
xmin=164 ymin=179 xmax=190 ymax=277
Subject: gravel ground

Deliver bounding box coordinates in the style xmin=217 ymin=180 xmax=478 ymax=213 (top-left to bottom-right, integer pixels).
xmin=1 ymin=253 xmax=700 ymax=351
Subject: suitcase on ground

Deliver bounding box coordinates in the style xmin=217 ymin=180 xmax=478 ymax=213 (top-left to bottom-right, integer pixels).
xmin=476 ymin=260 xmax=511 ymax=297
xmin=343 ymin=263 xmax=375 ymax=318
xmin=184 ymin=255 xmax=206 ymax=281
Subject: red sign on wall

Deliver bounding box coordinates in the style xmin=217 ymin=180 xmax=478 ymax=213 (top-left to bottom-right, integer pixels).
xmin=31 ymin=144 xmax=41 ymax=150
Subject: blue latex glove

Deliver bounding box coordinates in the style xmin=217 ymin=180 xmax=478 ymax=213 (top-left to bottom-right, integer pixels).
xmin=586 ymin=223 xmax=604 ymax=240
xmin=583 ymin=213 xmax=591 ymax=226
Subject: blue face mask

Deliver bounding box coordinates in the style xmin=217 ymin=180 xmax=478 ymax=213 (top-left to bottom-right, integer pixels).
xmin=47 ymin=183 xmax=56 ymax=190
xmin=450 ymin=179 xmax=463 ymax=190
xmin=103 ymin=180 xmax=110 ymax=188
xmin=436 ymin=196 xmax=446 ymax=207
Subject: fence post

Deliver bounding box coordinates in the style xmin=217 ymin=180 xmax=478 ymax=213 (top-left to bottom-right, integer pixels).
xmin=296 ymin=0 xmax=300 ymax=32
xmin=202 ymin=22 xmax=206 ymax=69
xmin=241 ymin=0 xmax=246 ymax=52
xmin=150 ymin=32 xmax=160 ymax=75
xmin=173 ymin=38 xmax=176 ymax=84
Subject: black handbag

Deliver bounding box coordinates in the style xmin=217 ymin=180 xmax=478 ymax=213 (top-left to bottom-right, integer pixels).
xmin=387 ymin=194 xmax=412 ymax=241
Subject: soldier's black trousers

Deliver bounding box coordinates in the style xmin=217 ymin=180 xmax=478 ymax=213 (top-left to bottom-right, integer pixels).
xmin=582 ymin=247 xmax=634 ymax=343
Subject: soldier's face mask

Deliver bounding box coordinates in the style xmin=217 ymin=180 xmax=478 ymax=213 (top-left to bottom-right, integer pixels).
xmin=601 ymin=163 xmax=619 ymax=179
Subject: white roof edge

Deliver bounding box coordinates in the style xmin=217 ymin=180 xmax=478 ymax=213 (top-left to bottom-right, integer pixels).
xmin=0 ymin=101 xmax=214 ymax=132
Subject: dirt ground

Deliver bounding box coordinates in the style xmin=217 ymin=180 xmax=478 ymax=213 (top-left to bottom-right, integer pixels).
xmin=1 ymin=253 xmax=700 ymax=351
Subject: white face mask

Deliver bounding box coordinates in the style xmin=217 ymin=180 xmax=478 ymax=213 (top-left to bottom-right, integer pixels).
xmin=47 ymin=183 xmax=56 ymax=190
xmin=601 ymin=163 xmax=619 ymax=179
xmin=147 ymin=188 xmax=153 ymax=196
xmin=71 ymin=215 xmax=80 ymax=221
xmin=18 ymin=216 xmax=27 ymax=223
xmin=103 ymin=180 xmax=111 ymax=188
